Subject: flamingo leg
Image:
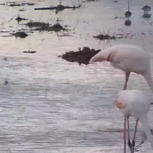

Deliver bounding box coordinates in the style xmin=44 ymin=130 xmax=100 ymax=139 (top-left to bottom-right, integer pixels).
xmin=131 ymin=119 xmax=139 ymax=153
xmin=123 ymin=72 xmax=130 ymax=90
xmin=124 ymin=118 xmax=127 ymax=153
xmin=127 ymin=118 xmax=133 ymax=152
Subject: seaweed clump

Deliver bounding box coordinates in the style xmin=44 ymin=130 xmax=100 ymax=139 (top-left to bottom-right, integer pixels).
xmin=93 ymin=32 xmax=133 ymax=40
xmin=26 ymin=21 xmax=49 ymax=28
xmin=23 ymin=50 xmax=37 ymax=54
xmin=8 ymin=2 xmax=34 ymax=7
xmin=12 ymin=32 xmax=28 ymax=38
xmin=26 ymin=21 xmax=67 ymax=32
xmin=34 ymin=4 xmax=81 ymax=14
xmin=93 ymin=34 xmax=116 ymax=40
xmin=58 ymin=47 xmax=101 ymax=65
xmin=35 ymin=23 xmax=66 ymax=32
xmin=16 ymin=16 xmax=28 ymax=22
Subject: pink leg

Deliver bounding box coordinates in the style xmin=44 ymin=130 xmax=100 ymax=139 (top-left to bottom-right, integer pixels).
xmin=127 ymin=118 xmax=133 ymax=152
xmin=131 ymin=119 xmax=139 ymax=153
xmin=123 ymin=72 xmax=130 ymax=90
xmin=124 ymin=118 xmax=127 ymax=153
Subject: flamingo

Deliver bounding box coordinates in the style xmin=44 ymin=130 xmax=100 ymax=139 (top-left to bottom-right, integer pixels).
xmin=115 ymin=90 xmax=153 ymax=153
xmin=89 ymin=44 xmax=153 ymax=150
xmin=89 ymin=44 xmax=153 ymax=92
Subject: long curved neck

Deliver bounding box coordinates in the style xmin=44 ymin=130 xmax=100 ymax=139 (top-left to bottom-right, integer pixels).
xmin=139 ymin=115 xmax=153 ymax=149
xmin=144 ymin=71 xmax=153 ymax=93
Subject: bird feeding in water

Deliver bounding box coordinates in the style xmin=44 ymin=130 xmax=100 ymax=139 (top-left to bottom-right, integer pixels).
xmin=125 ymin=0 xmax=132 ymax=18
xmin=89 ymin=44 xmax=153 ymax=92
xmin=124 ymin=0 xmax=132 ymax=26
xmin=114 ymin=90 xmax=153 ymax=153
xmin=142 ymin=5 xmax=151 ymax=14
xmin=141 ymin=5 xmax=151 ymax=18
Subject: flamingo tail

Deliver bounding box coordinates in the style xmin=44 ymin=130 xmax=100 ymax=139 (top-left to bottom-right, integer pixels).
xmin=139 ymin=115 xmax=153 ymax=149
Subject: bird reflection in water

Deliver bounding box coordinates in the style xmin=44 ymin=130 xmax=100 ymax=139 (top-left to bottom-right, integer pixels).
xmin=124 ymin=0 xmax=132 ymax=26
xmin=142 ymin=5 xmax=151 ymax=18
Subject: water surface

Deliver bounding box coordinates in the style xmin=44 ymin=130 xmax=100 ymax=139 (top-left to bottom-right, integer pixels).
xmin=0 ymin=0 xmax=153 ymax=153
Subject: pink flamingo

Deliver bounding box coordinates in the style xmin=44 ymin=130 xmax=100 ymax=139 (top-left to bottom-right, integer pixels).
xmin=89 ymin=44 xmax=153 ymax=151
xmin=115 ymin=90 xmax=153 ymax=153
xmin=89 ymin=44 xmax=153 ymax=92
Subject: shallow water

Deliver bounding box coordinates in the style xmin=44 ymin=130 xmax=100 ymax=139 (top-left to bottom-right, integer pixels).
xmin=0 ymin=0 xmax=153 ymax=153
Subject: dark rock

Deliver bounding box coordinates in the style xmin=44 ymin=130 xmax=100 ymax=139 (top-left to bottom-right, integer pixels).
xmin=26 ymin=21 xmax=49 ymax=28
xmin=93 ymin=34 xmax=116 ymax=40
xmin=12 ymin=32 xmax=28 ymax=38
xmin=23 ymin=50 xmax=37 ymax=54
xmin=35 ymin=23 xmax=66 ymax=32
xmin=3 ymin=57 xmax=7 ymax=61
xmin=86 ymin=0 xmax=99 ymax=1
xmin=58 ymin=47 xmax=101 ymax=65
xmin=16 ymin=16 xmax=28 ymax=22
xmin=113 ymin=0 xmax=118 ymax=2
xmin=34 ymin=4 xmax=81 ymax=14
xmin=4 ymin=80 xmax=8 ymax=85
xmin=50 ymin=23 xmax=66 ymax=32
xmin=8 ymin=2 xmax=35 ymax=7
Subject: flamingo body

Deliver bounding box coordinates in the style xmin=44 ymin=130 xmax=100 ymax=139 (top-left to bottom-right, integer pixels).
xmin=90 ymin=44 xmax=150 ymax=74
xmin=89 ymin=44 xmax=153 ymax=92
xmin=115 ymin=90 xmax=150 ymax=118
xmin=115 ymin=90 xmax=153 ymax=150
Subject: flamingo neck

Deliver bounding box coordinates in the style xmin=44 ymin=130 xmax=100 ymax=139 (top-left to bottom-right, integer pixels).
xmin=144 ymin=71 xmax=153 ymax=93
